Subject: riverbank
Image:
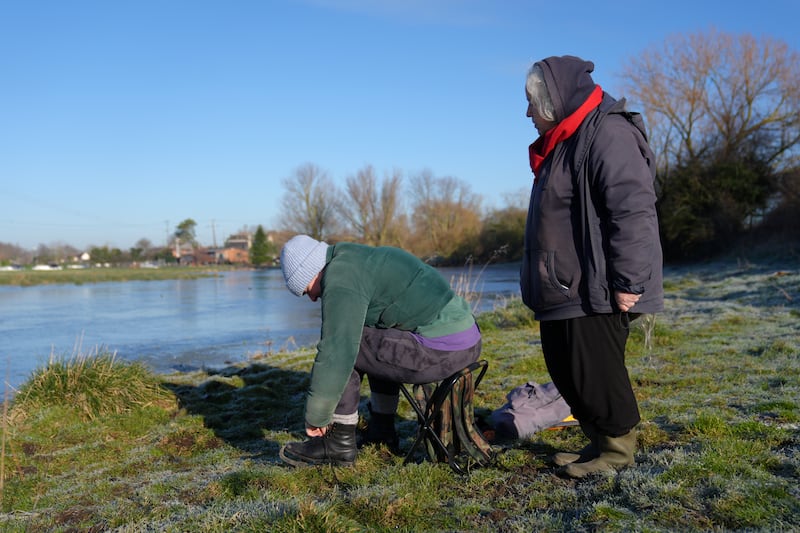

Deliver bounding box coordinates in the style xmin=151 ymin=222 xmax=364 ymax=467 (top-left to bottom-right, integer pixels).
xmin=0 ymin=265 xmax=240 ymax=287
xmin=3 ymin=256 xmax=799 ymax=531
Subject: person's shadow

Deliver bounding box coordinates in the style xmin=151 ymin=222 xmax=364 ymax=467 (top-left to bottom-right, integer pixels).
xmin=161 ymin=362 xmax=548 ymax=469
xmin=161 ymin=362 xmax=311 ymax=462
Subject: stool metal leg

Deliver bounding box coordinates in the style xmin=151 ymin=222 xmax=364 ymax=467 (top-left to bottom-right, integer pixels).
xmin=400 ymin=383 xmax=458 ymax=468
xmin=400 ymin=360 xmax=489 ymax=475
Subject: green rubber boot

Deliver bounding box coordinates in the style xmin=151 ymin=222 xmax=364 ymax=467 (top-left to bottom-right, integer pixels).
xmin=561 ymin=430 xmax=636 ymax=479
xmin=552 ymin=421 xmax=598 ymax=466
xmin=553 ymin=442 xmax=598 ymax=466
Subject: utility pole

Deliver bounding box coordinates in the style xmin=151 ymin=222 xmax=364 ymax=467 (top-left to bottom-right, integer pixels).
xmin=211 ymin=219 xmax=217 ymax=248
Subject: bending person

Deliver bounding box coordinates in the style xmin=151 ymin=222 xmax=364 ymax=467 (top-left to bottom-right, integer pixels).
xmin=278 ymin=235 xmax=481 ymax=467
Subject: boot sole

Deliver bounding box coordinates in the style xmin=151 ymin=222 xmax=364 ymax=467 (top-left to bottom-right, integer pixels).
xmin=279 ymin=445 xmax=355 ymax=468
xmin=552 ymin=451 xmax=600 ymax=466
xmin=551 ymin=453 xmax=581 ymax=467
xmin=560 ymin=459 xmax=635 ymax=479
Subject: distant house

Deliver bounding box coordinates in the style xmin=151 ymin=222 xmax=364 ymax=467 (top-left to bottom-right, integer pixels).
xmin=178 ymin=254 xmax=197 ymax=265
xmin=218 ymin=247 xmax=250 ymax=264
xmin=170 ymin=241 xmax=194 ymax=265
xmin=162 ymin=231 xmax=274 ymax=265
xmin=197 ymin=247 xmax=219 ymax=265
xmin=216 ymin=232 xmax=254 ymax=264
xmin=225 ymin=232 xmax=253 ymax=251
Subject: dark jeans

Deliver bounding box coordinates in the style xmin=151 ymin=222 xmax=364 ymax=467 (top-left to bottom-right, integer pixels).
xmin=539 ymin=313 xmax=640 ymax=436
xmin=334 ymin=326 xmax=481 ymax=416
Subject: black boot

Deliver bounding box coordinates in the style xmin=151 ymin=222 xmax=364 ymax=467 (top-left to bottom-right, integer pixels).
xmin=359 ymin=406 xmax=400 ymax=454
xmin=279 ymin=423 xmax=357 ymax=467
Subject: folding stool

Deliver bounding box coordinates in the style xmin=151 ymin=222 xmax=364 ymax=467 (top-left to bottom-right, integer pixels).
xmin=399 ymin=359 xmax=494 ymax=475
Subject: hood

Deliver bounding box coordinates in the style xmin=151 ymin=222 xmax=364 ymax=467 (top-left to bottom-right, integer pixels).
xmin=536 ymin=55 xmax=598 ymax=122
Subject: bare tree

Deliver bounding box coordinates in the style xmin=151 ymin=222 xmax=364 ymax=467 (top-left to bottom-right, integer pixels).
xmin=502 ymin=187 xmax=531 ymax=211
xmin=0 ymin=242 xmax=30 ymax=264
xmin=409 ymin=170 xmax=482 ymax=260
xmin=621 ymin=29 xmax=800 ymax=176
xmin=135 ymin=238 xmax=153 ymax=251
xmin=622 ymin=29 xmax=800 ymax=258
xmin=279 ymin=163 xmax=341 ymax=241
xmin=339 ymin=165 xmax=405 ymax=246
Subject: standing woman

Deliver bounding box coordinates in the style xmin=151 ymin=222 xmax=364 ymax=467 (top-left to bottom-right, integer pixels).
xmin=520 ymin=55 xmax=664 ymax=478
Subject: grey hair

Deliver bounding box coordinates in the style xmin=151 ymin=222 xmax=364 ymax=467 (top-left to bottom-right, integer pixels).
xmin=525 ymin=63 xmax=556 ymax=122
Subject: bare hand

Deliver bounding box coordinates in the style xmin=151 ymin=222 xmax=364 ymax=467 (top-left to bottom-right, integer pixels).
xmin=615 ymin=291 xmax=641 ymax=312
xmin=305 ymin=424 xmax=327 ymax=438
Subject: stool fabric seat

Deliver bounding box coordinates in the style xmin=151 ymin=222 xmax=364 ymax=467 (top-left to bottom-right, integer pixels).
xmin=399 ymin=359 xmax=494 ymax=475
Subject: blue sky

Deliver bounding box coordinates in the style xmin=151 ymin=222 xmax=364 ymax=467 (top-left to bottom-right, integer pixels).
xmin=2 ymin=0 xmax=798 ymax=251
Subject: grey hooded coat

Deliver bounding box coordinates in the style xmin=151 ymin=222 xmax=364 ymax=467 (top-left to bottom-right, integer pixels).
xmin=520 ymin=55 xmax=664 ymax=320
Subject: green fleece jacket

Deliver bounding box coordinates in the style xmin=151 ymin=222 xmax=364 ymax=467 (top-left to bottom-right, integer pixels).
xmin=305 ymin=242 xmax=475 ymax=427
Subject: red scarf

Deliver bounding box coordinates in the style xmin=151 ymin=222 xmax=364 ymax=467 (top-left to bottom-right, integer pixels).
xmin=528 ymin=85 xmax=603 ymax=179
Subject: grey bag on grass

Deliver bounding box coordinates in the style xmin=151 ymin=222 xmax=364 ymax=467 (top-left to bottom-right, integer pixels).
xmin=490 ymin=381 xmax=574 ymax=439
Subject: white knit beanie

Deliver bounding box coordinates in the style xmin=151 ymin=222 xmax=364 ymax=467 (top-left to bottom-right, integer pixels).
xmin=280 ymin=235 xmax=329 ymax=297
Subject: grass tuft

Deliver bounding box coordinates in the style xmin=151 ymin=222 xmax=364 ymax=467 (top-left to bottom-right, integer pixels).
xmin=10 ymin=348 xmax=173 ymax=422
xmin=476 ymin=297 xmax=537 ymax=331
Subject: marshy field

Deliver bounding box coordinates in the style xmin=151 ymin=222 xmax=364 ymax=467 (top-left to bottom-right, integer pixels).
xmin=0 ymin=265 xmax=226 ymax=287
xmin=2 ymin=252 xmax=798 ymax=531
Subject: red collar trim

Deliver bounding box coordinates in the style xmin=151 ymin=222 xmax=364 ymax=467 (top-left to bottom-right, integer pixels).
xmin=529 ymin=85 xmax=603 ymax=178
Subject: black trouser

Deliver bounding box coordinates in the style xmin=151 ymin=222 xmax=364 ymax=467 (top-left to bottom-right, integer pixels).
xmin=539 ymin=313 xmax=640 ymax=437
xmin=334 ymin=326 xmax=481 ymax=416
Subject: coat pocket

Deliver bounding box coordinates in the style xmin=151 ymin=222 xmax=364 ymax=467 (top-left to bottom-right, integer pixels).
xmin=521 ymin=249 xmax=573 ymax=311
